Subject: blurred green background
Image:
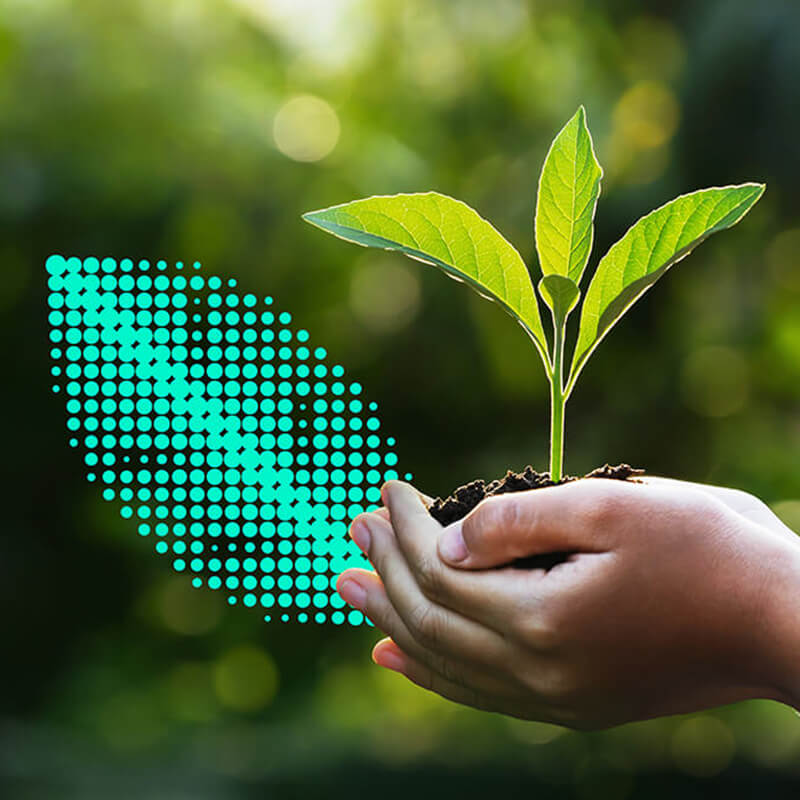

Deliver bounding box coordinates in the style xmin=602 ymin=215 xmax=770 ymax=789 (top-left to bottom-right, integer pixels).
xmin=3 ymin=0 xmax=800 ymax=797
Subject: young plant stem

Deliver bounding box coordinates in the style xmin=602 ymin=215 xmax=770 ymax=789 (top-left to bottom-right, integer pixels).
xmin=549 ymin=321 xmax=566 ymax=481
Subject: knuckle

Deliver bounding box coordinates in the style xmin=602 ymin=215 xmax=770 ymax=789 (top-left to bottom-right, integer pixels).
xmin=437 ymin=656 xmax=465 ymax=686
xmin=546 ymin=670 xmax=580 ymax=705
xmin=575 ymin=484 xmax=631 ymax=532
xmin=351 ymin=511 xmax=373 ymax=529
xmin=670 ymin=488 xmax=730 ymax=534
xmin=714 ymin=486 xmax=753 ymax=508
xmin=532 ymin=665 xmax=580 ymax=707
xmin=408 ymin=603 xmax=444 ymax=649
xmin=415 ymin=553 xmax=445 ymax=599
xmin=370 ymin=536 xmax=390 ymax=575
xmin=515 ymin=611 xmax=563 ymax=652
xmin=366 ymin=526 xmax=393 ymax=574
xmin=506 ymin=651 xmax=538 ymax=690
xmin=466 ymin=495 xmax=520 ymax=543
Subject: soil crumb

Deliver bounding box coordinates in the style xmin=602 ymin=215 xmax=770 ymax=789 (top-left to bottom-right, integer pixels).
xmin=428 ymin=463 xmax=644 ymax=526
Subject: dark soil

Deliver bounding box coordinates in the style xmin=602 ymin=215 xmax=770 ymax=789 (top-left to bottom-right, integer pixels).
xmin=427 ymin=463 xmax=644 ymax=527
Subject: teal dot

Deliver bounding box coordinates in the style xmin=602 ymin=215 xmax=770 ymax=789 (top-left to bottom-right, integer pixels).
xmin=277 ymin=574 xmax=292 ymax=591
xmin=46 ymin=255 xmax=67 ymax=275
xmin=348 ymin=610 xmax=364 ymax=626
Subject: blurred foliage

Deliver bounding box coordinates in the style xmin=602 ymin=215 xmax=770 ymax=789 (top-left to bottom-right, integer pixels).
xmin=2 ymin=0 xmax=800 ymax=797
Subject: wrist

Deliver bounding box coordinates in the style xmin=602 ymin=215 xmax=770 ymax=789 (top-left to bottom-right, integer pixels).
xmin=758 ymin=535 xmax=800 ymax=709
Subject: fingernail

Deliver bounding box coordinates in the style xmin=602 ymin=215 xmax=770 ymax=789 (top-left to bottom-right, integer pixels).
xmin=438 ymin=523 xmax=468 ymax=563
xmin=338 ymin=578 xmax=367 ymax=610
xmin=374 ymin=646 xmax=406 ymax=673
xmin=350 ymin=519 xmax=371 ymax=554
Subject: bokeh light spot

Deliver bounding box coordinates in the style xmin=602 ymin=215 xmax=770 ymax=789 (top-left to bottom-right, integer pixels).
xmin=273 ymin=94 xmax=340 ymax=163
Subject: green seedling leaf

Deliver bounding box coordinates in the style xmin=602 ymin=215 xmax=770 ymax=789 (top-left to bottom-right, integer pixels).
xmin=303 ymin=192 xmax=550 ymax=367
xmin=303 ymin=108 xmax=767 ymax=485
xmin=538 ymin=274 xmax=580 ymax=327
xmin=535 ymin=106 xmax=603 ymax=286
xmin=568 ymin=183 xmax=765 ymax=394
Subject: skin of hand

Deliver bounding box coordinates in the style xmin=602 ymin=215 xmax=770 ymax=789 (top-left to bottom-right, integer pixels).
xmin=336 ymin=476 xmax=800 ymax=730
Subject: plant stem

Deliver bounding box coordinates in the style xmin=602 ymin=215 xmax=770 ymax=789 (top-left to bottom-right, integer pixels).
xmin=549 ymin=321 xmax=566 ymax=481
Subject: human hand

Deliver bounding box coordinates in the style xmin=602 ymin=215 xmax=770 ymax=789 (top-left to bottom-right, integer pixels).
xmin=336 ymin=477 xmax=800 ymax=729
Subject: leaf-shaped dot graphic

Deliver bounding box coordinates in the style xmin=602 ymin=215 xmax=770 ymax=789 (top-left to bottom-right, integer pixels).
xmin=46 ymin=255 xmax=408 ymax=626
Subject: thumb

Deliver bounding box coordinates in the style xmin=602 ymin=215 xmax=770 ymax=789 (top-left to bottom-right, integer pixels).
xmin=436 ymin=482 xmax=611 ymax=569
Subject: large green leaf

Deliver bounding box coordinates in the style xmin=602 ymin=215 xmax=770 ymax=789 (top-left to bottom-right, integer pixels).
xmin=303 ymin=192 xmax=550 ymax=366
xmin=535 ymin=106 xmax=603 ymax=286
xmin=568 ymin=183 xmax=765 ymax=394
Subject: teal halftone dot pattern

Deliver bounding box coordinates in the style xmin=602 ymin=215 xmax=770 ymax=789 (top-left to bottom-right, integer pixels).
xmin=46 ymin=255 xmax=414 ymax=626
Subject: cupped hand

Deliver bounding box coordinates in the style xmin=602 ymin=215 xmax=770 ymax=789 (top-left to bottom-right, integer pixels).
xmin=336 ymin=476 xmax=800 ymax=729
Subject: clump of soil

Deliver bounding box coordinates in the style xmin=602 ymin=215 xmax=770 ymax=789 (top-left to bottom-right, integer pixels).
xmin=428 ymin=463 xmax=644 ymax=526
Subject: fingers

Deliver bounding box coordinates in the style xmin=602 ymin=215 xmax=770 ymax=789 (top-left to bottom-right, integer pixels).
xmin=341 ymin=509 xmax=514 ymax=665
xmin=371 ymin=639 xmax=514 ymax=715
xmin=367 ymin=485 xmax=433 ymax=524
xmin=370 ymin=487 xmax=434 ymax=523
xmin=338 ymin=569 xmax=519 ymax=696
xmin=373 ymin=639 xmax=566 ymax=724
xmin=380 ymin=480 xmax=544 ymax=632
xmin=435 ymin=480 xmax=619 ymax=570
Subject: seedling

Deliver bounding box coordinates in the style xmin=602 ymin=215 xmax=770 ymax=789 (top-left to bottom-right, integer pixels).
xmin=303 ymin=107 xmax=764 ymax=481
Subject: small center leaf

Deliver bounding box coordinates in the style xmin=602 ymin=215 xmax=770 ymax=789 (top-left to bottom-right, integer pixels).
xmin=538 ymin=274 xmax=580 ymax=328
